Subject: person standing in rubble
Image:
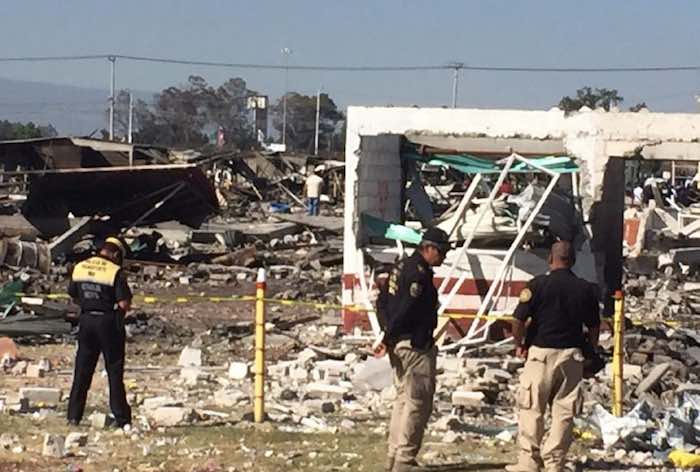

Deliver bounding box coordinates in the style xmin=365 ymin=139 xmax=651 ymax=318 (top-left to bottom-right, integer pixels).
xmin=304 ymin=165 xmax=324 ymax=216
xmin=67 ymin=236 xmax=133 ymax=430
xmin=507 ymin=241 xmax=600 ymax=472
xmin=374 ymin=227 xmax=450 ymax=472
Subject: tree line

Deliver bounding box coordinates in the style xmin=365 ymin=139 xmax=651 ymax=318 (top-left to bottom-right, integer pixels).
xmin=110 ymin=75 xmax=345 ymax=153
xmin=0 ymin=85 xmax=648 ymax=147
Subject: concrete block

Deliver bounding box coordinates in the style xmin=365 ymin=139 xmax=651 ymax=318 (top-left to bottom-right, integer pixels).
xmin=686 ymin=347 xmax=700 ymax=364
xmin=178 ymin=346 xmax=202 ymax=367
xmin=636 ymin=362 xmax=671 ymax=395
xmin=26 ymin=364 xmax=45 ymax=378
xmin=351 ymin=357 xmax=392 ymax=391
xmin=227 ymin=362 xmax=248 ymax=380
xmin=11 ymin=361 xmax=27 ymax=376
xmin=305 ymin=382 xmax=349 ymax=399
xmin=42 ymin=434 xmax=65 ymax=458
xmin=438 ymin=356 xmax=463 ymax=373
xmin=142 ymin=396 xmax=181 ymax=411
xmin=290 ymin=367 xmax=309 ymax=382
xmin=19 ymin=387 xmax=61 ymax=406
xmin=315 ymin=360 xmax=348 ymax=377
xmin=213 ymin=389 xmax=246 ymax=408
xmin=604 ymin=363 xmax=642 ymax=380
xmin=482 ymin=368 xmax=513 ymax=383
xmin=628 ymin=352 xmax=649 ymax=365
xmin=180 ymin=367 xmax=207 ymax=386
xmin=451 ymin=390 xmax=486 ymax=407
xmin=64 ymin=432 xmax=88 ymax=449
xmin=91 ymin=412 xmax=110 ymax=429
xmin=150 ymin=406 xmax=196 ymax=427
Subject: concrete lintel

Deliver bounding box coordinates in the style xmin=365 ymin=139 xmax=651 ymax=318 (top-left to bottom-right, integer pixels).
xmin=406 ymin=134 xmax=565 ymax=156
xmin=639 ymin=142 xmax=700 ymax=161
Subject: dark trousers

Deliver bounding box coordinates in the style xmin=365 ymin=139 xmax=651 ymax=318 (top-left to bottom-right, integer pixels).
xmin=67 ymin=312 xmax=131 ymax=426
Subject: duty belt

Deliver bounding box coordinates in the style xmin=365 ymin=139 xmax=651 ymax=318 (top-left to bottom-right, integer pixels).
xmin=83 ymin=310 xmax=108 ymax=316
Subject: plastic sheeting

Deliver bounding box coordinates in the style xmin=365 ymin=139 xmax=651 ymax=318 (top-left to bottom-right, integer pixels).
xmin=402 ymin=152 xmax=578 ymax=175
xmin=588 ymin=392 xmax=700 ymax=454
xmin=588 ymin=402 xmax=653 ymax=448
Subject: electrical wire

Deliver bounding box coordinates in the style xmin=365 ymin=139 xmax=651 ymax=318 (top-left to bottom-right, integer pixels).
xmin=0 ymin=54 xmax=699 ymax=73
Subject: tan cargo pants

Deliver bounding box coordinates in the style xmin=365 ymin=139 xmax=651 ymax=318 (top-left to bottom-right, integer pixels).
xmin=514 ymin=346 xmax=584 ymax=472
xmin=386 ymin=340 xmax=437 ymax=467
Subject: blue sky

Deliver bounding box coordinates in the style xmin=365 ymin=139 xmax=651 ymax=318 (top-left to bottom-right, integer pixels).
xmin=1 ymin=0 xmax=699 ymax=112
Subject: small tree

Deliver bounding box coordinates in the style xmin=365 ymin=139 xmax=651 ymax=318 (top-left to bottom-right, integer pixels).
xmin=558 ymin=87 xmax=623 ymax=114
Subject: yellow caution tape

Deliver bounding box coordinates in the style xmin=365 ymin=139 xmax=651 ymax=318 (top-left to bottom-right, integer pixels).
xmin=8 ymin=290 xmax=696 ymax=326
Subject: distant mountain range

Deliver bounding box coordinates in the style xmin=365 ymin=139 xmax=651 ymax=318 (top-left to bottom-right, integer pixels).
xmin=0 ymin=77 xmax=151 ymax=136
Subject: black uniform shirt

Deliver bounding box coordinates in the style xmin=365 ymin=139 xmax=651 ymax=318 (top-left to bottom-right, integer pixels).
xmin=68 ymin=255 xmax=132 ymax=314
xmin=514 ymin=268 xmax=600 ymax=349
xmin=384 ymin=251 xmax=438 ymax=350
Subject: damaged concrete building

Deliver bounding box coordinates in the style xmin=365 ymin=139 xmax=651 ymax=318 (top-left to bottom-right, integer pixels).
xmin=341 ymin=106 xmax=700 ymax=340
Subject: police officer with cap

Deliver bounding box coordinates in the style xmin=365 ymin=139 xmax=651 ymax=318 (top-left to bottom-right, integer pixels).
xmin=374 ymin=227 xmax=449 ymax=472
xmin=507 ymin=241 xmax=600 ymax=472
xmin=67 ymin=236 xmax=133 ymax=429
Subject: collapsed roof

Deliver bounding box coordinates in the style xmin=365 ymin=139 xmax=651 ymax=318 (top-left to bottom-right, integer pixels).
xmin=0 ymin=137 xmax=219 ymax=237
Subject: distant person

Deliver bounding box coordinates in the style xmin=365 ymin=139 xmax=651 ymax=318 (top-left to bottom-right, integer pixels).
xmin=305 ymin=166 xmax=324 ymax=216
xmin=499 ymin=178 xmax=514 ymax=195
xmin=67 ymin=237 xmax=132 ymax=430
xmin=632 ymin=183 xmax=644 ymax=206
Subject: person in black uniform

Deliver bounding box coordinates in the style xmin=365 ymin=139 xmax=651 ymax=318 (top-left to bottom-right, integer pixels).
xmin=507 ymin=241 xmax=600 ymax=472
xmin=374 ymin=227 xmax=450 ymax=472
xmin=67 ymin=236 xmax=133 ymax=428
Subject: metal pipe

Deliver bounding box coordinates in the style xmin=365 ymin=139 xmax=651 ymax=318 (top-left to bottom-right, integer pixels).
xmin=462 ymin=160 xmax=560 ymax=342
xmin=128 ymin=90 xmax=133 ymax=144
xmin=281 ymin=48 xmax=291 ymax=147
xmin=254 ymin=268 xmax=266 ymax=423
xmin=437 ymin=155 xmax=516 ymax=315
xmin=108 ymin=56 xmax=116 ymax=141
xmin=613 ymin=290 xmax=624 ymax=416
xmin=436 ymin=173 xmax=483 ymax=294
xmin=451 ymin=62 xmax=463 ymax=108
xmin=314 ymin=87 xmax=321 ymax=155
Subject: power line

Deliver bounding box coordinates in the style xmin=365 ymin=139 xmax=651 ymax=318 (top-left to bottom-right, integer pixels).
xmin=0 ymin=54 xmax=700 ymax=73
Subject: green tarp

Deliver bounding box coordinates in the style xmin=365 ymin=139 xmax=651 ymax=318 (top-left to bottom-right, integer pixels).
xmin=402 ymin=152 xmax=578 ymax=175
xmin=361 ymin=213 xmax=423 ymax=244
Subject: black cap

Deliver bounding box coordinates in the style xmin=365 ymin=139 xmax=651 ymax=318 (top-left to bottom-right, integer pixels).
xmin=422 ymin=227 xmax=450 ymax=250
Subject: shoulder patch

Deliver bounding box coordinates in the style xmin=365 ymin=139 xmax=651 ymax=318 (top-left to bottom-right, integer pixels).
xmin=409 ymin=282 xmax=422 ymax=298
xmin=519 ymin=288 xmax=532 ymax=303
xmin=416 ymin=264 xmax=425 ymax=273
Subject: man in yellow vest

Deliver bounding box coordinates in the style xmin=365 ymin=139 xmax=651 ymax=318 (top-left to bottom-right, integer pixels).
xmin=67 ymin=236 xmax=133 ymax=429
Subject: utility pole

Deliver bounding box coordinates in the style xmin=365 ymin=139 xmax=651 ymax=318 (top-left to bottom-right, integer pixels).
xmin=314 ymin=87 xmax=322 ymax=156
xmin=127 ymin=90 xmax=133 ymax=144
xmin=281 ymin=48 xmax=292 ymax=147
xmin=450 ymin=62 xmax=464 ymax=109
xmin=108 ymin=56 xmax=116 ymax=140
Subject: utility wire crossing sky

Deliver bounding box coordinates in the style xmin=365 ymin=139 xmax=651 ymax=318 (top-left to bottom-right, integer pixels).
xmin=2 ymin=54 xmax=700 ymax=73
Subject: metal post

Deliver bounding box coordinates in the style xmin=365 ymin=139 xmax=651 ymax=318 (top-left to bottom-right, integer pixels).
xmin=451 ymin=62 xmax=463 ymax=108
xmin=254 ymin=268 xmax=266 ymax=423
xmin=613 ymin=290 xmax=624 ymax=417
xmin=127 ymin=91 xmax=133 ymax=144
xmin=108 ymin=56 xmax=116 ymax=141
xmin=314 ymin=87 xmax=321 ymax=155
xmin=281 ymin=48 xmax=292 ymax=147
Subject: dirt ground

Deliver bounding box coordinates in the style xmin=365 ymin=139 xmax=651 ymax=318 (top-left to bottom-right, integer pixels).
xmin=0 ymin=284 xmax=673 ymax=471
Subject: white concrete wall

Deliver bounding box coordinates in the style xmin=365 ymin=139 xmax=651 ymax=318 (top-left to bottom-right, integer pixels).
xmin=344 ymin=106 xmax=700 ymax=229
xmin=356 ymin=135 xmax=403 ymax=226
